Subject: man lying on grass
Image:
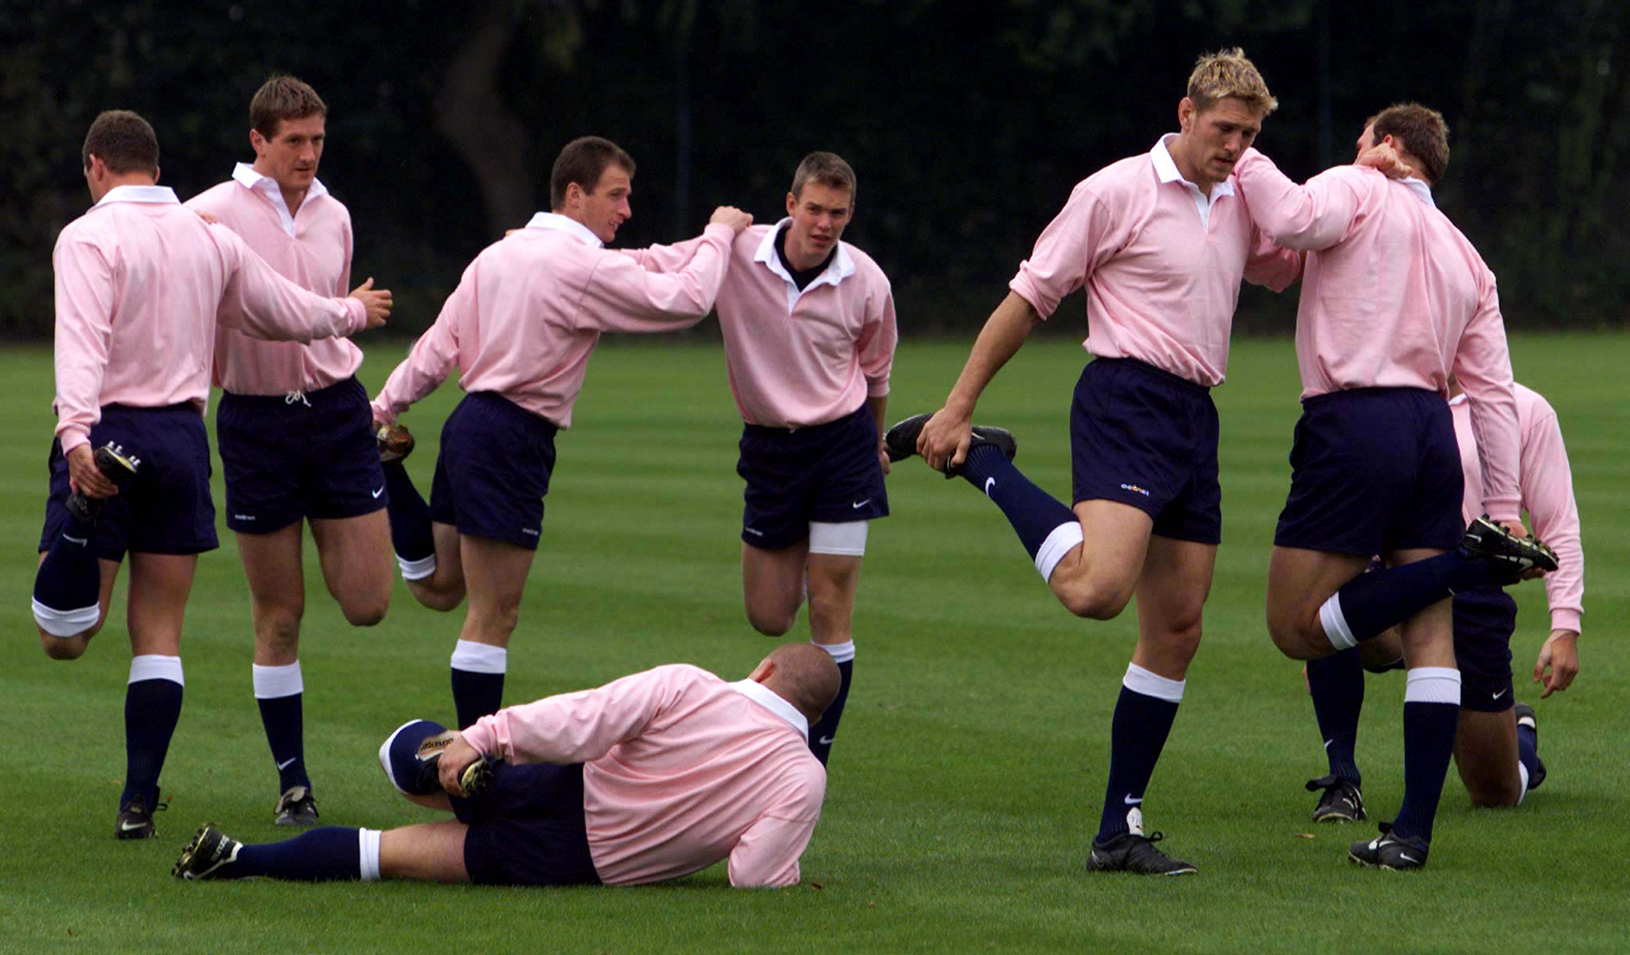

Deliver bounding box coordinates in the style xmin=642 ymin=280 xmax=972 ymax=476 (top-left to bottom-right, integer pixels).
xmin=173 ymin=644 xmax=838 ymax=888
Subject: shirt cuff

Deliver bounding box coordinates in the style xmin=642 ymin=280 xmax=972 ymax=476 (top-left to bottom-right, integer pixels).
xmin=369 ymin=400 xmax=396 ymax=426
xmin=1549 ymin=609 xmax=1581 ymax=634
xmin=57 ymin=427 xmax=91 ymax=457
xmin=865 ymin=378 xmax=890 ymax=398
xmin=343 ymin=297 xmax=368 ymax=336
xmin=1006 ymin=278 xmax=1054 ymax=321
xmin=460 ymin=719 xmax=497 ymax=757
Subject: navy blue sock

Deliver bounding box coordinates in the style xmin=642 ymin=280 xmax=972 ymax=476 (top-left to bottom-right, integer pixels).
xmin=33 ymin=514 xmax=100 ymax=617
xmin=956 ymin=445 xmax=1078 ymax=561
xmin=1306 ymin=649 xmax=1364 ymax=785
xmin=1096 ymin=682 xmax=1181 ymax=842
xmin=1516 ymin=719 xmax=1541 ymax=788
xmin=257 ymin=694 xmax=309 ymax=792
xmin=1330 ymin=552 xmax=1508 ymax=645
xmin=452 ymin=670 xmax=505 ymax=729
xmin=1390 ymin=670 xmax=1461 ymax=843
xmin=122 ymin=678 xmax=183 ymax=809
xmin=232 ymin=827 xmax=362 ymax=881
xmin=382 ymin=462 xmax=434 ymax=562
xmin=808 ymin=658 xmax=853 ymax=766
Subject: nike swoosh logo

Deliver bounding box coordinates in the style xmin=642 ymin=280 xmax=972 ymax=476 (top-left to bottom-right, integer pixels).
xmin=63 ymin=535 xmax=88 ymax=546
xmin=1399 ymin=853 xmax=1420 ymax=864
xmin=818 ymin=735 xmax=836 ymax=745
xmin=851 ymin=499 xmax=870 ymax=509
xmin=1123 ymin=796 xmax=1143 ymax=806
xmin=119 ymin=820 xmax=147 ymax=832
xmin=371 ymin=486 xmax=385 ymax=499
xmin=1493 ymin=688 xmax=1508 ymax=699
xmin=984 ymin=477 xmax=996 ymax=496
xmin=1324 ymin=739 xmax=1335 ymax=750
xmin=276 ymin=757 xmax=298 ymax=770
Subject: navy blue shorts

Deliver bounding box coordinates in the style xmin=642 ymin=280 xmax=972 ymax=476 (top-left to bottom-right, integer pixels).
xmin=456 ymin=762 xmax=602 ymax=887
xmin=430 ymin=392 xmax=558 ymax=550
xmin=1070 ymin=358 xmax=1221 ymax=544
xmin=1452 ymin=585 xmax=1518 ymax=713
xmin=1274 ymin=387 xmax=1463 ymax=555
xmin=216 ymin=376 xmax=387 ymax=534
xmin=39 ymin=404 xmax=218 ymax=562
xmin=737 ymin=404 xmax=888 ymax=550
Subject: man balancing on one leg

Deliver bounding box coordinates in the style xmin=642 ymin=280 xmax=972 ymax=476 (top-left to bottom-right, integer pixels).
xmin=887 ymin=49 xmax=1303 ymax=875
xmin=173 ymin=644 xmax=838 ymax=888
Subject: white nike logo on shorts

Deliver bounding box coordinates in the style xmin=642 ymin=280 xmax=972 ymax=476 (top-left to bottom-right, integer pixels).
xmin=1493 ymin=688 xmax=1508 ymax=700
xmin=852 ymin=499 xmax=871 ymax=509
xmin=371 ymin=486 xmax=385 ymax=499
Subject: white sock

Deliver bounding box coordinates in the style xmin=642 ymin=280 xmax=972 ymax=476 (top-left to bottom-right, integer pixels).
xmin=450 ymin=640 xmax=507 ymax=674
xmin=129 ymin=654 xmax=184 ymax=686
xmin=252 ymin=661 xmax=303 ymax=699
xmin=398 ymin=553 xmax=437 ymax=581
xmin=358 ymin=828 xmax=382 ymax=882
xmin=1319 ymin=593 xmax=1358 ymax=650
xmin=814 ymin=640 xmax=855 ymax=664
xmin=1403 ymin=666 xmax=1461 ymax=704
xmin=1122 ymin=662 xmax=1184 ymax=703
xmin=1034 ymin=522 xmax=1085 ymax=582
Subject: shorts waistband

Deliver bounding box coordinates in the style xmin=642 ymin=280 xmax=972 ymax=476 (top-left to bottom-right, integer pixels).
xmin=1092 ymin=357 xmax=1210 ymax=394
xmin=464 ymin=391 xmax=561 ymax=437
xmin=743 ymin=403 xmax=867 ymax=436
xmin=221 ymin=376 xmax=363 ymax=408
xmin=1300 ymin=385 xmax=1441 ymax=409
xmin=103 ymin=401 xmax=203 ymax=416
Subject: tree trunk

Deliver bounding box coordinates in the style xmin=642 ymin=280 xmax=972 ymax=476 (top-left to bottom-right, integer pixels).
xmin=434 ymin=9 xmax=536 ymax=234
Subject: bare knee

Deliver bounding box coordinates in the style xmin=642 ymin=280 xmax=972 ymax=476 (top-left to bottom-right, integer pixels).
xmin=39 ymin=629 xmax=93 ymax=660
xmin=1267 ymin=608 xmax=1328 ymax=661
xmin=409 ymin=580 xmax=465 ymax=613
xmin=1465 ymin=781 xmax=1523 ymax=808
xmin=255 ymin=606 xmax=304 ymax=659
xmin=340 ymin=592 xmax=390 ymax=627
xmin=746 ymin=607 xmax=795 ymax=637
xmin=1054 ymin=576 xmax=1135 ymax=620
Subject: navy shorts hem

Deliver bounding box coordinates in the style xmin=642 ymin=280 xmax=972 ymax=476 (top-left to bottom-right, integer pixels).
xmin=1452 ymin=585 xmax=1518 ymax=712
xmin=738 ymin=406 xmax=887 ymax=549
xmin=429 ymin=392 xmax=557 ymax=551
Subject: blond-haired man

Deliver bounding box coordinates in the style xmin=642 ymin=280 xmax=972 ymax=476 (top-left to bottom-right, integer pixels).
xmin=889 ymin=49 xmax=1301 ymax=874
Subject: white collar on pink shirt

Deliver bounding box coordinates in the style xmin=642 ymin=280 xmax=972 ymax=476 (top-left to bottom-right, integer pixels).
xmin=232 ymin=162 xmax=330 ymax=236
xmin=524 ymin=211 xmax=605 ymax=249
xmin=1398 ymin=177 xmax=1435 ymax=208
xmin=1151 ymin=134 xmax=1235 ymax=230
xmin=728 ymin=678 xmax=810 ymax=741
xmin=94 ymin=185 xmax=179 ymax=207
xmin=753 ymin=218 xmax=856 ymax=311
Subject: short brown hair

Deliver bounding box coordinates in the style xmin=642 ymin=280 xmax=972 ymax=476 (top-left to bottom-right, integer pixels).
xmin=250 ymin=75 xmax=327 ymax=139
xmin=790 ymin=151 xmax=857 ymax=201
xmin=550 ymin=136 xmax=636 ymax=210
xmin=81 ymin=110 xmax=159 ymax=175
xmin=1187 ymin=47 xmax=1278 ymax=115
xmin=1369 ymin=103 xmax=1450 ymax=183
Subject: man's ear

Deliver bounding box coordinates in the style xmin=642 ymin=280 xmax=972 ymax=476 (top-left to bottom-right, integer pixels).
xmin=748 ymin=659 xmax=775 ymax=684
xmin=1177 ymin=96 xmax=1196 ymax=133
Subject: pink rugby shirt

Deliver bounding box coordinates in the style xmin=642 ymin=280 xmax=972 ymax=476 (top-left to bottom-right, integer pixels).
xmin=623 ymin=220 xmax=896 ymax=428
xmin=52 ymin=185 xmax=366 ymax=455
xmin=1009 ymin=135 xmax=1302 ymax=387
xmin=462 ymin=664 xmax=827 ymax=888
xmin=371 ymin=214 xmax=734 ymax=429
xmin=186 ymin=163 xmax=363 ymax=395
xmin=1232 ymin=149 xmax=1521 ymax=520
xmin=1451 ymin=387 xmax=1583 ymax=633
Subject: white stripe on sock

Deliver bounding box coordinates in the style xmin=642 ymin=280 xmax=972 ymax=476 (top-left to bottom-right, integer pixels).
xmin=1123 ymin=662 xmax=1185 ymax=703
xmin=358 ymin=828 xmax=382 ymax=882
xmin=1403 ymin=666 xmax=1461 ymax=705
xmin=1319 ymin=593 xmax=1358 ymax=650
xmin=31 ymin=597 xmax=101 ymax=637
xmin=129 ymin=654 xmax=184 ymax=687
xmin=1034 ymin=522 xmax=1085 ymax=583
xmin=813 ymin=640 xmax=855 ymax=664
xmin=252 ymin=661 xmax=304 ymax=699
xmin=450 ymin=640 xmax=507 ymax=675
xmin=398 ymin=553 xmax=437 ymax=581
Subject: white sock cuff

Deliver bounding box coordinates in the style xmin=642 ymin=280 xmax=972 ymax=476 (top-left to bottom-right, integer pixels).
xmin=1516 ymin=761 xmax=1530 ymax=805
xmin=130 ymin=654 xmax=184 ymax=687
xmin=815 ymin=640 xmax=856 ymax=664
xmin=31 ymin=598 xmax=101 ymax=637
xmin=451 ymin=640 xmax=507 ymax=674
xmin=252 ymin=662 xmax=304 ymax=699
xmin=1404 ymin=666 xmax=1462 ymax=705
xmin=1034 ymin=522 xmax=1085 ymax=582
xmin=398 ymin=554 xmax=437 ymax=581
xmin=358 ymin=828 xmax=382 ymax=882
xmin=1319 ymin=594 xmax=1358 ymax=651
xmin=1123 ymin=662 xmax=1185 ymax=703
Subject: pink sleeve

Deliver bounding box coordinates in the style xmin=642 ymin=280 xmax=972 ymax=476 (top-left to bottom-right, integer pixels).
xmin=1519 ymin=398 xmax=1583 ymax=632
xmin=369 ymin=262 xmax=471 ymax=424
xmin=51 ymin=232 xmax=116 ymax=455
xmin=463 ymin=667 xmax=682 ymax=765
xmin=339 ymin=209 xmax=354 ymax=297
xmin=1009 ymin=181 xmax=1117 ymax=320
xmin=618 ymin=234 xmax=715 ymax=273
xmin=1454 ymin=278 xmax=1521 ymax=521
xmin=1243 ymin=224 xmax=1303 ymax=291
xmin=215 ymin=227 xmax=365 ymax=342
xmin=727 ymin=813 xmax=817 ymax=888
xmin=577 ymin=225 xmax=734 ymax=332
xmin=857 ymin=287 xmax=897 ymax=396
xmin=1232 ymin=149 xmax=1368 ymax=252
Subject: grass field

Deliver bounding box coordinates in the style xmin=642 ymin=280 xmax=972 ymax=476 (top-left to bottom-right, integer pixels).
xmin=2 ymin=332 xmax=1626 ymax=954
